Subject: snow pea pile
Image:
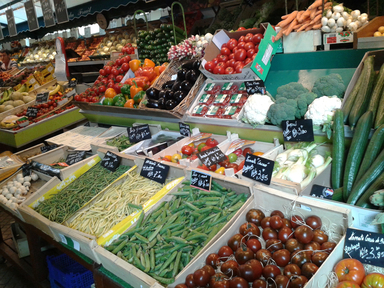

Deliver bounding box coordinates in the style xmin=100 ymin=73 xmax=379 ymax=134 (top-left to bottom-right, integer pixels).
xmin=105 ymin=180 xmax=249 ymax=285
xmin=35 ymin=163 xmax=130 ymax=223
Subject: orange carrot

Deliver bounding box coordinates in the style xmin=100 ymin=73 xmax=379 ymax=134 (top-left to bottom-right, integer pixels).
xmin=296 ymin=11 xmax=305 ymax=20
xmin=312 ymin=23 xmax=322 ymax=29
xmin=284 ymin=18 xmax=298 ymax=36
xmin=275 ymin=27 xmax=287 ymax=41
xmin=314 ymin=9 xmax=322 ymax=16
xmin=293 ymin=23 xmax=302 ymax=30
xmin=298 ymin=9 xmax=311 ymax=22
xmin=305 ymin=24 xmax=315 ymax=31
xmin=310 ymin=14 xmax=322 ymax=24
xmin=277 ymin=11 xmax=298 ymax=27
xmin=310 ymin=8 xmax=317 ymax=19
xmin=281 ymin=14 xmax=289 ymax=19
xmin=308 ymin=0 xmax=327 ymax=10
xmin=297 ymin=22 xmax=311 ymax=32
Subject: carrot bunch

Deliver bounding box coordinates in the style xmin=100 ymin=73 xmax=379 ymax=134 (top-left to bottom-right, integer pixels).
xmin=275 ymin=0 xmax=332 ymax=40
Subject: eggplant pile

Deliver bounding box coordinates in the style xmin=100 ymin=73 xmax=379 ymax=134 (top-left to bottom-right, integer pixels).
xmin=145 ymin=59 xmax=201 ymax=110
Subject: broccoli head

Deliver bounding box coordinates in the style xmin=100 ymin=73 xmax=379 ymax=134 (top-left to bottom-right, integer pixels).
xmin=312 ymin=73 xmax=346 ymax=98
xmin=296 ymin=92 xmax=317 ymax=118
xmin=275 ymin=82 xmax=308 ymax=100
xmin=267 ymin=102 xmax=297 ymax=126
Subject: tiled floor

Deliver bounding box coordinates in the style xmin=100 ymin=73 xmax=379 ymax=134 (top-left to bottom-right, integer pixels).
xmin=0 ymin=210 xmax=37 ymax=288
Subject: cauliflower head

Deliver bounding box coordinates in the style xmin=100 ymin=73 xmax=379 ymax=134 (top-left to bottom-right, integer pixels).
xmin=304 ymin=96 xmax=342 ymax=126
xmin=312 ymin=74 xmax=346 ymax=98
xmin=242 ymin=94 xmax=274 ymax=127
xmin=276 ymin=82 xmax=309 ymax=100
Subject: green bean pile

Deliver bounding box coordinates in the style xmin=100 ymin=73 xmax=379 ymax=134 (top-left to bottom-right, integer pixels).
xmin=105 ymin=180 xmax=248 ymax=285
xmin=35 ymin=163 xmax=131 ymax=223
xmin=106 ymin=135 xmax=134 ymax=152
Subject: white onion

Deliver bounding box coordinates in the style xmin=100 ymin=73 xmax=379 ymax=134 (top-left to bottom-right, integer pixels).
xmin=328 ymin=18 xmax=336 ymax=27
xmin=321 ymin=26 xmax=331 ymax=32
xmin=337 ymin=18 xmax=345 ymax=27
xmin=321 ymin=17 xmax=328 ymax=26
xmin=326 ymin=9 xmax=333 ymax=18
xmin=342 ymin=12 xmax=350 ymax=20
xmin=360 ymin=16 xmax=368 ymax=23
xmin=336 ymin=27 xmax=344 ymax=33
xmin=330 ymin=26 xmax=337 ymax=32
xmin=346 ymin=18 xmax=353 ymax=26
xmin=348 ymin=22 xmax=358 ymax=31
xmin=333 ymin=12 xmax=341 ymax=20
xmin=356 ymin=20 xmax=363 ymax=28
xmin=333 ymin=4 xmax=344 ymax=13
xmin=351 ymin=10 xmax=360 ymax=20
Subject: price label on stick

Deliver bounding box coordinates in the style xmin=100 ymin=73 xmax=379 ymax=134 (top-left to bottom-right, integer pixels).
xmin=65 ymin=151 xmax=86 ymax=166
xmin=190 ymin=170 xmax=211 ymax=191
xmin=40 ymin=144 xmax=58 ymax=153
xmin=35 ymin=92 xmax=49 ymax=104
xmin=197 ymin=146 xmax=227 ymax=168
xmin=343 ymin=228 xmax=384 ymax=267
xmin=179 ymin=122 xmax=190 ymax=137
xmin=26 ymin=107 xmax=38 ymax=118
xmin=101 ymin=151 xmax=121 ymax=172
xmin=310 ymin=184 xmax=334 ymax=200
xmin=21 ymin=163 xmax=32 ymax=177
xmin=140 ymin=158 xmax=169 ymax=184
xmin=281 ymin=119 xmax=314 ymax=142
xmin=127 ymin=124 xmax=151 ymax=143
xmin=242 ymin=154 xmax=274 ymax=185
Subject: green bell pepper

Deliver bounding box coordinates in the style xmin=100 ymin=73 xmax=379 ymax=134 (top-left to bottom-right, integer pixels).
xmin=121 ymin=84 xmax=131 ymax=96
xmin=133 ymin=91 xmax=145 ymax=104
xmin=113 ymin=94 xmax=126 ymax=107
xmin=102 ymin=98 xmax=114 ymax=106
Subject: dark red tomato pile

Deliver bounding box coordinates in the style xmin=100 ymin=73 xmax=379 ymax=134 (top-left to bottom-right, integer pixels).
xmin=75 ymin=45 xmax=134 ymax=103
xmin=204 ymin=33 xmax=264 ymax=75
xmin=177 ymin=209 xmax=336 ymax=288
xmin=16 ymin=93 xmax=65 ymax=119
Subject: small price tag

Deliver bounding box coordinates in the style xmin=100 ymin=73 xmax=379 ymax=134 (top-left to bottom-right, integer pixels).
xmin=140 ymin=158 xmax=170 ymax=184
xmin=281 ymin=119 xmax=314 ymax=142
xmin=65 ymin=151 xmax=86 ymax=166
xmin=244 ymin=80 xmax=266 ymax=95
xmin=242 ymin=154 xmax=274 ymax=185
xmin=101 ymin=151 xmax=121 ymax=172
xmin=68 ymin=78 xmax=77 ymax=88
xmin=35 ymin=91 xmax=49 ymax=104
xmin=40 ymin=144 xmax=58 ymax=153
xmin=343 ymin=228 xmax=384 ymax=267
xmin=26 ymin=107 xmax=38 ymax=118
xmin=197 ymin=146 xmax=227 ymax=168
xmin=310 ymin=184 xmax=333 ymax=200
xmin=171 ymin=74 xmax=177 ymax=81
xmin=84 ymin=27 xmax=91 ymax=38
xmin=127 ymin=124 xmax=151 ymax=143
xmin=179 ymin=122 xmax=190 ymax=137
xmin=21 ymin=163 xmax=32 ymax=177
xmin=190 ymin=170 xmax=211 ymax=191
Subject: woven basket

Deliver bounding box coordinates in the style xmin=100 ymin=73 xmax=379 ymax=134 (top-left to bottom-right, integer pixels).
xmin=139 ymin=59 xmax=205 ymax=119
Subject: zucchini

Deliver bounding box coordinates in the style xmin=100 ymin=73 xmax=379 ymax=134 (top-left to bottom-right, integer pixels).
xmin=368 ymin=63 xmax=384 ymax=123
xmin=331 ymin=109 xmax=345 ymax=189
xmin=355 ymin=124 xmax=384 ymax=182
xmin=375 ymin=83 xmax=384 ymax=128
xmin=355 ymin=171 xmax=384 ymax=208
xmin=169 ymin=24 xmax=187 ymax=37
xmin=347 ymin=149 xmax=384 ymax=205
xmin=348 ymin=56 xmax=375 ymax=129
xmin=342 ymin=63 xmax=367 ymax=123
xmin=332 ymin=187 xmax=344 ymax=202
xmin=343 ymin=111 xmax=373 ymax=201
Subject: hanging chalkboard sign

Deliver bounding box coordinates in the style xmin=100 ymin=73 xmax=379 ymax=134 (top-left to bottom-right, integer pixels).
xmin=41 ymin=0 xmax=55 ymax=27
xmin=343 ymin=228 xmax=384 ymax=268
xmin=6 ymin=9 xmax=17 ymax=37
xmin=41 ymin=144 xmax=58 ymax=153
xmin=310 ymin=184 xmax=334 ymax=200
xmin=65 ymin=151 xmax=86 ymax=166
xmin=242 ymin=154 xmax=274 ymax=185
xmin=140 ymin=158 xmax=169 ymax=184
xmin=68 ymin=79 xmax=77 ymax=88
xmin=282 ymin=119 xmax=314 ymax=142
xmin=53 ymin=0 xmax=69 ymax=24
xmin=127 ymin=124 xmax=151 ymax=143
xmin=26 ymin=107 xmax=38 ymax=118
xmin=179 ymin=122 xmax=190 ymax=137
xmin=24 ymin=0 xmax=39 ymax=31
xmin=35 ymin=92 xmax=49 ymax=104
xmin=190 ymin=170 xmax=211 ymax=191
xmin=197 ymin=146 xmax=227 ymax=168
xmin=101 ymin=151 xmax=121 ymax=172
xmin=0 ymin=26 xmax=3 ymax=40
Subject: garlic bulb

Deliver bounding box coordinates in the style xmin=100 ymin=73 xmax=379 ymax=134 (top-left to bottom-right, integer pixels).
xmin=333 ymin=4 xmax=344 ymax=13
xmin=351 ymin=10 xmax=360 ymax=20
xmin=326 ymin=9 xmax=332 ymax=18
xmin=328 ymin=18 xmax=336 ymax=27
xmin=333 ymin=12 xmax=341 ymax=20
xmin=321 ymin=17 xmax=328 ymax=26
xmin=346 ymin=18 xmax=353 ymax=26
xmin=349 ymin=22 xmax=358 ymax=31
xmin=342 ymin=12 xmax=349 ymax=20
xmin=337 ymin=18 xmax=345 ymax=27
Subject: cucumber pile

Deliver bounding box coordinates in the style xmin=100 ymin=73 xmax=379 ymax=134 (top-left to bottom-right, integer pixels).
xmin=137 ymin=24 xmax=186 ymax=65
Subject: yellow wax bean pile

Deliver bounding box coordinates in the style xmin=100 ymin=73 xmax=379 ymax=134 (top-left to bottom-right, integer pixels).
xmin=67 ymin=171 xmax=165 ymax=237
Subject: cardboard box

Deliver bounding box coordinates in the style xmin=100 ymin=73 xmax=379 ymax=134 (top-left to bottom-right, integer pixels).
xmin=354 ymin=16 xmax=384 ymax=49
xmin=171 ymin=185 xmax=352 ymax=287
xmin=200 ymin=24 xmax=280 ymax=81
xmin=283 ymin=30 xmax=322 ymax=53
xmin=25 ymin=74 xmax=40 ymax=91
xmin=14 ymin=143 xmax=45 ymax=162
xmin=94 ymin=171 xmax=255 ymax=288
xmin=323 ymin=31 xmax=353 ymax=51
xmin=28 ymin=145 xmax=98 ymax=180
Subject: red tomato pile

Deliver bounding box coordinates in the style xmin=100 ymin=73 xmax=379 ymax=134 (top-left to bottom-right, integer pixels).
xmin=16 ymin=93 xmax=65 ymax=119
xmin=334 ymin=258 xmax=384 ymax=288
xmin=178 ymin=209 xmax=336 ymax=288
xmin=204 ymin=33 xmax=264 ymax=75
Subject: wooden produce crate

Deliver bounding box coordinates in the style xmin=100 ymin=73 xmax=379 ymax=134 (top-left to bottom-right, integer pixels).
xmin=353 ymin=16 xmax=384 ymax=49
xmin=283 ymin=30 xmax=322 ymax=53
xmin=28 ymin=146 xmax=98 ymax=180
xmin=138 ymin=59 xmax=206 ymax=119
xmin=171 ymin=184 xmax=352 ymax=287
xmin=0 ymin=151 xmax=24 ymax=182
xmin=14 ymin=143 xmax=45 ymax=162
xmin=94 ymin=171 xmax=254 ymax=288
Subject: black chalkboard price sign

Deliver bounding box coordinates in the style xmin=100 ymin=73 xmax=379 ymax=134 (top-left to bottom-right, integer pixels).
xmin=179 ymin=122 xmax=191 ymax=137
xmin=197 ymin=146 xmax=227 ymax=168
xmin=101 ymin=151 xmax=121 ymax=172
xmin=242 ymin=154 xmax=274 ymax=185
xmin=6 ymin=9 xmax=17 ymax=37
xmin=140 ymin=158 xmax=170 ymax=184
xmin=41 ymin=0 xmax=55 ymax=27
xmin=66 ymin=151 xmax=86 ymax=166
xmin=21 ymin=163 xmax=32 ymax=177
xmin=245 ymin=80 xmax=266 ymax=95
xmin=343 ymin=228 xmax=384 ymax=267
xmin=310 ymin=184 xmax=334 ymax=200
xmin=190 ymin=170 xmax=211 ymax=191
xmin=282 ymin=119 xmax=314 ymax=142
xmin=127 ymin=124 xmax=151 ymax=143
xmin=26 ymin=107 xmax=38 ymax=118
xmin=35 ymin=92 xmax=49 ymax=104
xmin=68 ymin=79 xmax=77 ymax=88
xmin=24 ymin=0 xmax=39 ymax=31
xmin=53 ymin=0 xmax=69 ymax=24
xmin=41 ymin=144 xmax=58 ymax=153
